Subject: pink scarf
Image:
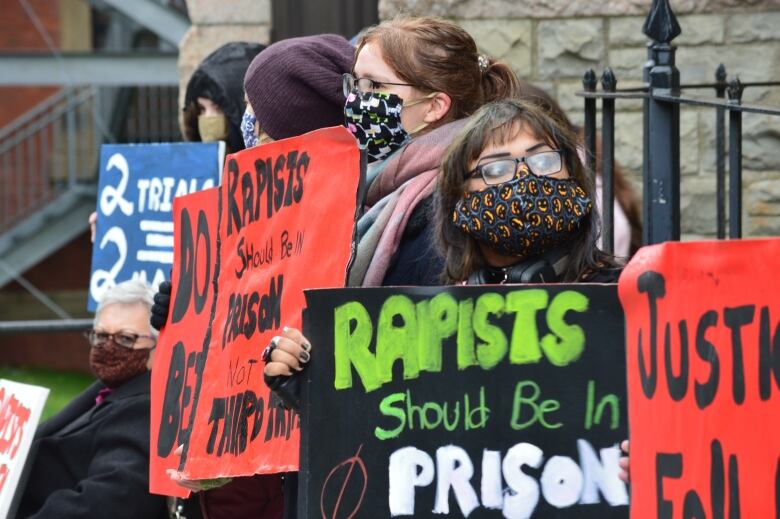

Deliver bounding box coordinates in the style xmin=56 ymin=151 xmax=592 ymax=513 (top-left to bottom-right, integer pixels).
xmin=358 ymin=119 xmax=468 ymax=286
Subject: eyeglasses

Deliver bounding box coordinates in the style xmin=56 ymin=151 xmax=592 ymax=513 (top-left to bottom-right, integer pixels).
xmin=84 ymin=329 xmax=155 ymax=349
xmin=467 ymin=150 xmax=565 ymax=185
xmin=342 ymin=73 xmax=416 ymax=98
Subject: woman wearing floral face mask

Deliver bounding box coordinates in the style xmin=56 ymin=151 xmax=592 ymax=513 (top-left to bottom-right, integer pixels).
xmin=263 ymin=16 xmax=522 ymax=414
xmin=262 ymin=15 xmax=523 ymax=438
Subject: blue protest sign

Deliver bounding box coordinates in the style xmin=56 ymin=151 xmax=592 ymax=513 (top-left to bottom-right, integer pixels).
xmin=88 ymin=142 xmax=224 ymax=310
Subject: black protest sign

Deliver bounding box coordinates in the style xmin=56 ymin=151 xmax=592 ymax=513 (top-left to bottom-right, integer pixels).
xmin=300 ymin=284 xmax=629 ymax=518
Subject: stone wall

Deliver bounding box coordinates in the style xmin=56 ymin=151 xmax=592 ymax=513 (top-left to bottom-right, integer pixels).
xmin=380 ymin=0 xmax=780 ymax=238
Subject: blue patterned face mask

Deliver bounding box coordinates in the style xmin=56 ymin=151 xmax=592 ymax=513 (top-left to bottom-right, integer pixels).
xmin=241 ymin=108 xmax=258 ymax=149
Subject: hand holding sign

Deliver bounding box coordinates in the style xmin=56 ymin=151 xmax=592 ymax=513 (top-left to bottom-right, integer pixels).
xmin=165 ymin=445 xmax=232 ymax=493
xmin=150 ymin=281 xmax=172 ymax=332
xmin=263 ymin=327 xmax=312 ymax=377
xmin=618 ymin=440 xmax=630 ymax=484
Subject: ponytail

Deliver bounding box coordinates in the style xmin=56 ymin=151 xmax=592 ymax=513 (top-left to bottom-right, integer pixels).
xmin=358 ymin=17 xmax=522 ymax=122
xmin=481 ymin=58 xmax=521 ymax=104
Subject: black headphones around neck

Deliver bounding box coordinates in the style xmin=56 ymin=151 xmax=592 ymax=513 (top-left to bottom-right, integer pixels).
xmin=467 ymin=249 xmax=568 ymax=285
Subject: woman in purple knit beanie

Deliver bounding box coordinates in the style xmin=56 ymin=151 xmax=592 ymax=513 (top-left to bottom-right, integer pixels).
xmin=163 ymin=33 xmax=354 ymax=519
xmin=241 ymin=34 xmax=354 ymax=144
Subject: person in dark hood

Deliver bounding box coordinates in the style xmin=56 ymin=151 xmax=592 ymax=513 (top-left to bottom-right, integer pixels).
xmin=182 ymin=41 xmax=266 ymax=153
xmin=88 ymin=42 xmax=265 ymax=242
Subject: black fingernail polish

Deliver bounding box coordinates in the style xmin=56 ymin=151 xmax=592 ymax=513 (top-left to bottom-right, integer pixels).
xmin=303 ymin=342 xmax=312 ymax=351
xmin=299 ymin=350 xmax=310 ymax=362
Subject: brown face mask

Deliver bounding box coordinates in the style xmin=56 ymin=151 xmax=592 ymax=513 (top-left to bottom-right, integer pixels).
xmin=89 ymin=343 xmax=151 ymax=388
xmin=198 ymin=114 xmax=228 ymax=142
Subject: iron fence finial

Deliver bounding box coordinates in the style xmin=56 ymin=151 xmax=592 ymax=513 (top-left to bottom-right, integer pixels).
xmin=582 ymin=69 xmax=597 ymax=91
xmin=642 ymin=0 xmax=681 ymax=43
xmin=716 ymin=63 xmax=727 ymax=82
xmin=601 ymin=68 xmax=618 ymax=92
xmin=727 ymin=77 xmax=744 ymax=104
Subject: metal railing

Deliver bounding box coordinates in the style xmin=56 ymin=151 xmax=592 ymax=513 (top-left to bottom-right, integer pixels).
xmin=0 ymin=318 xmax=93 ymax=335
xmin=0 ymin=85 xmax=180 ymax=234
xmin=121 ymin=85 xmax=181 ymax=143
xmin=0 ymin=87 xmax=100 ymax=233
xmin=579 ymin=0 xmax=780 ymax=250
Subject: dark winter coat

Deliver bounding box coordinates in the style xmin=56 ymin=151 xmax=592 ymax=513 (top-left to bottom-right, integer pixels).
xmin=15 ymin=371 xmax=168 ymax=519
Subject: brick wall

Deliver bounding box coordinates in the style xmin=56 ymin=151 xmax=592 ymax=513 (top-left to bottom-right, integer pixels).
xmin=0 ymin=0 xmax=61 ymax=126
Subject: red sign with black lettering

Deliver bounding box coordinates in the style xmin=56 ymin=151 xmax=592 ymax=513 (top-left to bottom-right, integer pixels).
xmin=619 ymin=239 xmax=780 ymax=518
xmin=150 ymin=187 xmax=219 ymax=497
xmin=162 ymin=127 xmax=363 ymax=480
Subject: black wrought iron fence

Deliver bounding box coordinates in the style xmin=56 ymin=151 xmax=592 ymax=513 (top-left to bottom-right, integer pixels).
xmin=580 ymin=0 xmax=780 ymax=252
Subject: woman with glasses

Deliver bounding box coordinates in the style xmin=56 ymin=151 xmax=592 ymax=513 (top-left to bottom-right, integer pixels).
xmin=341 ymin=16 xmax=520 ymax=288
xmin=263 ymin=14 xmax=522 ymax=425
xmin=436 ymin=99 xmax=620 ymax=284
xmin=261 ymin=101 xmax=624 ymax=514
xmin=16 ymin=280 xmax=167 ymax=519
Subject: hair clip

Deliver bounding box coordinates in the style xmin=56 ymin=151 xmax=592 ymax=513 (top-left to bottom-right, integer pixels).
xmin=477 ymin=54 xmax=489 ymax=73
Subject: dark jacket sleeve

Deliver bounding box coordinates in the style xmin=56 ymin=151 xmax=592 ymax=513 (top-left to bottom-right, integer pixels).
xmin=27 ymin=396 xmax=166 ymax=519
xmin=382 ymin=197 xmax=444 ymax=287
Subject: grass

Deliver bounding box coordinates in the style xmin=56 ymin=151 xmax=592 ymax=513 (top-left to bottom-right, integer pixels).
xmin=0 ymin=366 xmax=94 ymax=421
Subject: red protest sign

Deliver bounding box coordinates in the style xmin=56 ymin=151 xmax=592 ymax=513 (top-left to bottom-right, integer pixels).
xmin=180 ymin=126 xmax=363 ymax=479
xmin=619 ymin=239 xmax=780 ymax=518
xmin=150 ymin=187 xmax=220 ymax=497
xmin=0 ymin=379 xmax=49 ymax=517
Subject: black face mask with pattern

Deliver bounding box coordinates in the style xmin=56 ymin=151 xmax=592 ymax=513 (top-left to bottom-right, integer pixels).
xmin=452 ymin=165 xmax=592 ymax=259
xmin=344 ymin=90 xmax=411 ymax=163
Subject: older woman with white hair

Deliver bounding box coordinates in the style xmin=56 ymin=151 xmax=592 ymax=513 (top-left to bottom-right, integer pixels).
xmin=16 ymin=280 xmax=168 ymax=519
